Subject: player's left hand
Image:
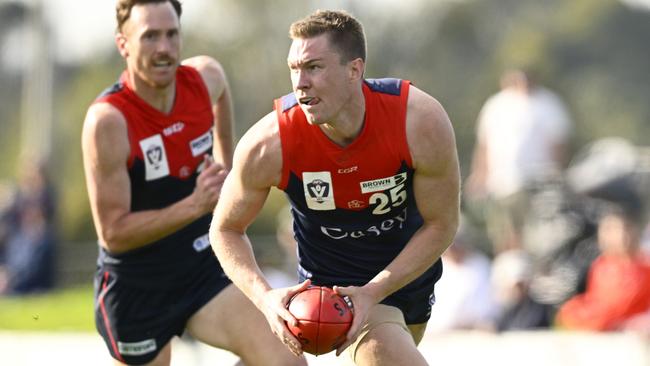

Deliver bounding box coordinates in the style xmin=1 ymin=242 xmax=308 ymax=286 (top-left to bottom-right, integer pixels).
xmin=332 ymin=285 xmax=378 ymax=356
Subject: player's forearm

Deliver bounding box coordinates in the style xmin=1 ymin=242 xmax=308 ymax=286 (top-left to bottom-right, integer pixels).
xmin=210 ymin=229 xmax=271 ymax=309
xmin=99 ymin=195 xmax=203 ymax=253
xmin=364 ymin=222 xmax=456 ymax=303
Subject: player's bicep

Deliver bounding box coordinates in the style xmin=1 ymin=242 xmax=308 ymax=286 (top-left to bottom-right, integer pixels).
xmin=413 ymin=160 xmax=459 ymax=227
xmin=81 ymin=104 xmax=131 ymax=238
xmin=407 ymin=88 xmax=460 ymax=226
xmin=212 ymin=113 xmax=281 ymax=233
xmin=214 ymin=166 xmax=270 ymax=234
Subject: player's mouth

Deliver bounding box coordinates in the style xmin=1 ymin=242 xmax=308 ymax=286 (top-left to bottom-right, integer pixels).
xmin=152 ymin=59 xmax=174 ymax=69
xmin=299 ymin=96 xmax=319 ymax=106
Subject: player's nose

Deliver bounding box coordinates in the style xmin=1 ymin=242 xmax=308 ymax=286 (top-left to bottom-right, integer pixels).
xmin=295 ymin=70 xmax=311 ymax=90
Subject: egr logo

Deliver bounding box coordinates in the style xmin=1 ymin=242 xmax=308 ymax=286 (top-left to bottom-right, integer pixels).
xmin=302 ymin=172 xmax=335 ymax=210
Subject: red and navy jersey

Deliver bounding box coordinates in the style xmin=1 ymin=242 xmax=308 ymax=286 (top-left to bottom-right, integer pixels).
xmin=93 ymin=65 xmax=221 ymax=287
xmin=275 ymin=79 xmax=442 ymax=291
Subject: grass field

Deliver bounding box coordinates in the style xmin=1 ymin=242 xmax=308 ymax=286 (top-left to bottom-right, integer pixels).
xmin=0 ymin=285 xmax=95 ymax=331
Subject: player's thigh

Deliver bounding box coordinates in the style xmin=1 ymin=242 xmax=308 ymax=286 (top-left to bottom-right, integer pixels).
xmin=352 ymin=304 xmax=428 ymax=366
xmin=355 ymin=324 xmax=428 ymax=366
xmin=408 ymin=322 xmax=428 ymax=345
xmin=186 ymin=283 xmax=306 ymax=366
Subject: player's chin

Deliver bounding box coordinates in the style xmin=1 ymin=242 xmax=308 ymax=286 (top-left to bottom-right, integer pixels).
xmin=305 ymin=114 xmax=326 ymax=126
xmin=150 ymin=77 xmax=175 ymax=89
xmin=149 ymin=69 xmax=177 ymax=86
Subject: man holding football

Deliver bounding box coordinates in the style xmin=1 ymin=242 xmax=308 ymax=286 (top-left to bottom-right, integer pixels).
xmin=210 ymin=9 xmax=460 ymax=365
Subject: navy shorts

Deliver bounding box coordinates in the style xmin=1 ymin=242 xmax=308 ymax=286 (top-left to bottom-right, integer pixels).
xmin=94 ymin=259 xmax=231 ymax=365
xmin=299 ymin=260 xmax=442 ymax=325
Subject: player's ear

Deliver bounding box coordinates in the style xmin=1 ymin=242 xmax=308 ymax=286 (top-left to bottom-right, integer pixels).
xmin=115 ymin=32 xmax=129 ymax=58
xmin=348 ymin=58 xmax=364 ymax=81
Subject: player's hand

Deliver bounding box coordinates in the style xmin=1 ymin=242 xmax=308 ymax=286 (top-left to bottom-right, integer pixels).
xmin=332 ymin=284 xmax=377 ymax=356
xmin=260 ymin=279 xmax=311 ymax=356
xmin=192 ymin=154 xmax=229 ymax=215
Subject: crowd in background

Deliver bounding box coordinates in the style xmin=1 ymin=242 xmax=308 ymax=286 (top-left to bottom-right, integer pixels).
xmin=429 ymin=69 xmax=650 ymax=336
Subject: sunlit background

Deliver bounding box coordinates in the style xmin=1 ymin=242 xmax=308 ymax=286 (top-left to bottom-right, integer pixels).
xmin=0 ymin=0 xmax=649 ymax=365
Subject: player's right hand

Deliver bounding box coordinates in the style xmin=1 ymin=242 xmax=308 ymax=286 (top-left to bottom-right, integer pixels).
xmin=259 ymin=280 xmax=311 ymax=357
xmin=192 ymin=154 xmax=229 ymax=215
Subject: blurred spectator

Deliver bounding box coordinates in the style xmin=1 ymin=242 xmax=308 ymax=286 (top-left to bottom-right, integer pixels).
xmin=0 ymin=160 xmax=57 ymax=295
xmin=465 ymin=68 xmax=572 ymax=255
xmin=491 ymin=249 xmax=554 ymax=332
xmin=427 ymin=218 xmax=496 ymax=333
xmin=555 ymin=204 xmax=650 ymax=331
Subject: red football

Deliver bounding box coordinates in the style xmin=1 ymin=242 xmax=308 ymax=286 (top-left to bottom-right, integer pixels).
xmin=286 ymin=286 xmax=353 ymax=355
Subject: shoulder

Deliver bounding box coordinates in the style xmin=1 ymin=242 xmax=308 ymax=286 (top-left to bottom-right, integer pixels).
xmin=233 ymin=112 xmax=283 ymax=187
xmin=82 ymin=102 xmax=129 ymax=157
xmin=405 ymin=84 xmax=457 ymax=174
xmin=83 ymin=102 xmax=127 ymax=137
xmin=181 ymin=55 xmax=228 ymax=101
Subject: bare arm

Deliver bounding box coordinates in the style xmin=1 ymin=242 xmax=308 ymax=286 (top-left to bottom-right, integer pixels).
xmin=209 ymin=112 xmax=308 ymax=356
xmin=183 ymin=56 xmax=235 ymax=169
xmin=336 ymin=85 xmax=460 ymax=352
xmin=209 ymin=112 xmax=279 ymax=303
xmin=365 ymin=85 xmax=460 ymax=300
xmin=81 ymin=103 xmax=225 ymax=254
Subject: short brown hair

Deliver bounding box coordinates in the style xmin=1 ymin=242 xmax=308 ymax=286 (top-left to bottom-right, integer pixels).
xmin=289 ymin=10 xmax=366 ymax=64
xmin=116 ymin=0 xmax=182 ymax=32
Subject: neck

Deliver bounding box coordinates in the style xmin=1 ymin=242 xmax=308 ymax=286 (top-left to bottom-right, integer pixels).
xmin=319 ymin=86 xmax=365 ymax=147
xmin=128 ymin=71 xmax=176 ymax=114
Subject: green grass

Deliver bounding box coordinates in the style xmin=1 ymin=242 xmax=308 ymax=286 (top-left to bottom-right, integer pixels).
xmin=0 ymin=285 xmax=95 ymax=331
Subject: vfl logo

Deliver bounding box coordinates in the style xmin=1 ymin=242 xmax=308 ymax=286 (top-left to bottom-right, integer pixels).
xmin=307 ymin=179 xmax=329 ymax=203
xmin=302 ymin=172 xmax=335 ymax=210
xmin=139 ymin=134 xmax=170 ymax=181
xmin=146 ymin=146 xmax=163 ymax=168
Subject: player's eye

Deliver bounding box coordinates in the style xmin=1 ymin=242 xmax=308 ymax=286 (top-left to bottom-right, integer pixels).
xmin=142 ymin=32 xmax=156 ymax=41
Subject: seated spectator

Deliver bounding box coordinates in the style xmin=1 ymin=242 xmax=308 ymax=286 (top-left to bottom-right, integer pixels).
xmin=491 ymin=249 xmax=554 ymax=331
xmin=555 ymin=204 xmax=650 ymax=331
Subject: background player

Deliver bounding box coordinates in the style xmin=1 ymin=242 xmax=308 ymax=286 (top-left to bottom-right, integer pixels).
xmin=210 ymin=9 xmax=460 ymax=365
xmin=81 ymin=1 xmax=306 ymax=365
